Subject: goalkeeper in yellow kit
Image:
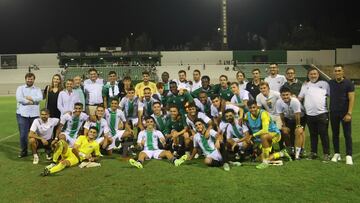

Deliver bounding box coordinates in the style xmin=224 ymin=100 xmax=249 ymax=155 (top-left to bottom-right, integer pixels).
xmin=41 ymin=126 xmax=101 ymax=176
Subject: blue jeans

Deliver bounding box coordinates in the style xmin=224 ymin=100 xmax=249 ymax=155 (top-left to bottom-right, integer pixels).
xmin=16 ymin=114 xmax=37 ymax=154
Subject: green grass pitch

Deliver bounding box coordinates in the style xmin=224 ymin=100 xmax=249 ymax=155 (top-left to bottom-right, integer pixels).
xmin=0 ymin=89 xmax=359 ymax=202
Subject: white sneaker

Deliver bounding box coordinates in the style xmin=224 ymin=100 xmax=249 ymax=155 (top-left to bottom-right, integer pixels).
xmin=33 ymin=156 xmax=39 ymax=164
xmin=86 ymin=162 xmax=101 ymax=168
xmin=229 ymin=161 xmax=242 ymax=167
xmin=331 ymin=153 xmax=341 ymax=162
xmin=194 ymin=153 xmax=200 ymax=159
xmin=78 ymin=162 xmax=90 ymax=168
xmin=346 ymin=156 xmax=353 ymax=165
xmin=46 ymin=154 xmax=52 ymax=161
xmin=45 ymin=163 xmax=56 ymax=170
xmin=223 ymin=163 xmax=230 ymax=171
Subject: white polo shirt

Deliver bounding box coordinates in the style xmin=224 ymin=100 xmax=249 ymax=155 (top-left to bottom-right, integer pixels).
xmin=256 ymin=90 xmax=281 ymax=116
xmin=298 ymin=80 xmax=329 ymax=116
xmin=275 ymin=97 xmax=304 ymax=120
xmin=30 ymin=118 xmax=59 ymax=140
xmin=84 ymin=78 xmax=104 ymax=105
xmin=265 ymin=74 xmax=286 ymax=92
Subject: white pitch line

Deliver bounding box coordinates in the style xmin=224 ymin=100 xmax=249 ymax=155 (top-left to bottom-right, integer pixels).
xmin=0 ymin=143 xmax=18 ymax=151
xmin=0 ymin=132 xmax=18 ymax=143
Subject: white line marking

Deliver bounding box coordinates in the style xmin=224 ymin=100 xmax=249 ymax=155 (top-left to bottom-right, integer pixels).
xmin=0 ymin=132 xmax=18 ymax=143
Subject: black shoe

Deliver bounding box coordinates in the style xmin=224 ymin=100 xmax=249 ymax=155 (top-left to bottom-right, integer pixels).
xmin=307 ymin=152 xmax=318 ymax=160
xmin=18 ymin=152 xmax=28 ymax=158
xmin=41 ymin=168 xmax=50 ymax=177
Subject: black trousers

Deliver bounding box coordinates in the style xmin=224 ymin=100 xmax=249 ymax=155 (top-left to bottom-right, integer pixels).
xmin=330 ymin=111 xmax=352 ymax=156
xmin=306 ymin=113 xmax=330 ymax=155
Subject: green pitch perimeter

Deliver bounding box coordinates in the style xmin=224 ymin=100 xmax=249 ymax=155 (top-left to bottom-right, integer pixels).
xmin=0 ymin=90 xmax=359 ymax=202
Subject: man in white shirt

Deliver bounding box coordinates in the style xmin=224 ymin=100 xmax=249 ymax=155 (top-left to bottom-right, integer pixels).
xmin=191 ymin=69 xmax=202 ymax=92
xmin=84 ymin=68 xmax=104 ymax=119
xmin=230 ymin=82 xmax=250 ymax=110
xmin=276 ymin=86 xmax=306 ymax=160
xmin=56 ymin=103 xmax=89 ymax=147
xmin=57 ymin=79 xmax=80 ymax=116
xmin=83 ymin=105 xmax=112 ymax=152
xmin=256 ymin=81 xmax=282 ymax=129
xmin=264 ymin=63 xmax=286 ymax=92
xmin=16 ymin=72 xmax=43 ymax=158
xmin=174 ymin=70 xmax=191 ymax=91
xmin=28 ymin=108 xmax=59 ymax=164
xmin=298 ymin=68 xmax=330 ymax=161
xmin=128 ymin=117 xmax=188 ymax=169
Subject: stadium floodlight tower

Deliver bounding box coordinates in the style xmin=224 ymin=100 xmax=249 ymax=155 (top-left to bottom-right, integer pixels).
xmin=221 ymin=0 xmax=228 ymax=50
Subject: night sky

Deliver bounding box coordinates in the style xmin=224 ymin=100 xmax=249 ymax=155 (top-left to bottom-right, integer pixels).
xmin=0 ymin=0 xmax=358 ymax=53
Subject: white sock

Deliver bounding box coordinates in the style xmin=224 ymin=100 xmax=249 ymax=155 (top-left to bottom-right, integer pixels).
xmin=33 ymin=154 xmax=39 ymax=158
xmin=295 ymin=147 xmax=301 ymax=158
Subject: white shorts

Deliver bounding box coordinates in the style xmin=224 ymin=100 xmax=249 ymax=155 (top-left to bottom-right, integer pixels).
xmin=143 ymin=149 xmax=164 ymax=160
xmin=61 ymin=132 xmax=77 ymax=147
xmin=128 ymin=118 xmax=139 ymax=127
xmin=206 ymin=150 xmax=222 ymax=162
xmin=271 ymin=115 xmax=283 ymax=130
xmin=108 ymin=130 xmax=125 ymax=150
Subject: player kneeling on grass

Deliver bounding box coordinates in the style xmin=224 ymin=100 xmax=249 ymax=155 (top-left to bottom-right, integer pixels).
xmin=29 ymin=108 xmax=60 ymax=164
xmin=189 ymin=119 xmax=233 ymax=171
xmin=244 ymin=101 xmax=292 ymax=169
xmin=129 ymin=117 xmax=188 ymax=169
xmin=41 ymin=126 xmax=101 ymax=176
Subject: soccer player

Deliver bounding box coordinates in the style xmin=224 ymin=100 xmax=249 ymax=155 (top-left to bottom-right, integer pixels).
xmin=191 ymin=75 xmax=216 ymax=99
xmin=191 ymin=69 xmax=202 ymax=92
xmin=120 ymin=87 xmax=144 ymax=131
xmin=164 ymin=105 xmax=189 ymax=156
xmin=185 ymin=102 xmax=213 ymax=136
xmin=83 ymin=105 xmax=112 ymax=151
xmin=141 ymin=87 xmax=160 ymax=117
xmin=189 ymin=119 xmax=231 ymax=171
xmin=276 ymin=87 xmax=306 ymax=160
xmin=56 ymin=102 xmax=89 ymax=147
xmin=298 ymin=68 xmax=330 ymax=161
xmin=104 ymin=99 xmax=133 ymax=154
xmin=28 ymin=108 xmax=60 ymax=164
xmin=329 ymin=64 xmax=355 ymax=165
xmin=210 ymin=94 xmax=242 ymax=132
xmin=166 ymin=81 xmax=194 ymax=116
xmin=128 ymin=117 xmax=188 ymax=169
xmin=134 ymin=71 xmax=157 ymax=98
xmin=264 ymin=63 xmax=286 ymax=92
xmin=102 ymin=71 xmax=121 ymax=109
xmin=194 ymin=91 xmax=212 ymax=118
xmin=236 ymin=70 xmax=248 ymax=90
xmin=151 ymin=101 xmax=168 ymax=135
xmin=41 ymin=126 xmax=101 ymax=176
xmin=224 ymin=109 xmax=252 ymax=156
xmin=244 ymin=101 xmax=292 ymax=169
xmin=215 ymin=75 xmax=233 ymax=101
xmin=256 ymin=81 xmax=282 ymax=129
xmin=230 ymin=82 xmax=250 ymax=110
xmin=174 ymin=70 xmax=191 ymax=91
